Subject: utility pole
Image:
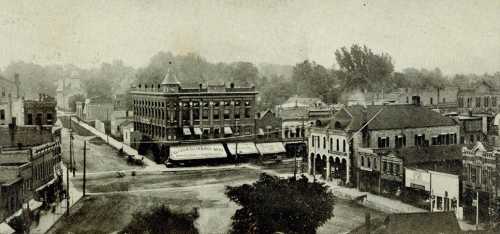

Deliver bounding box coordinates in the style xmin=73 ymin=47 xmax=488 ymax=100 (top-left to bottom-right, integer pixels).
xmin=476 ymin=191 xmax=479 ymax=230
xmin=66 ymin=163 xmax=70 ymax=216
xmin=70 ymin=116 xmax=75 ymax=177
xmin=83 ymin=140 xmax=87 ymax=196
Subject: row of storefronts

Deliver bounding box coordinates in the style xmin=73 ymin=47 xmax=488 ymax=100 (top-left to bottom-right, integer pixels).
xmin=166 ymin=141 xmax=288 ymax=165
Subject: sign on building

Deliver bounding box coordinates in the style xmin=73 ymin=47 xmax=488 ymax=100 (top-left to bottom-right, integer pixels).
xmin=405 ymin=168 xmax=430 ymax=191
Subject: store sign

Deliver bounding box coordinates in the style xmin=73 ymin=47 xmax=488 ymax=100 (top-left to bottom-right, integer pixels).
xmin=405 ymin=168 xmax=430 ymax=191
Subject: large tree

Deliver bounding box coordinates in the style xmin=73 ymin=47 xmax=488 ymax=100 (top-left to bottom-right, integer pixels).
xmin=291 ymin=60 xmax=338 ymax=103
xmin=335 ymin=44 xmax=394 ymax=91
xmin=225 ymin=174 xmax=335 ymax=234
xmin=120 ymin=205 xmax=199 ymax=234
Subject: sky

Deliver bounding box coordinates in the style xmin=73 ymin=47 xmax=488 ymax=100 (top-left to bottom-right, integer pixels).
xmin=0 ymin=0 xmax=499 ymax=75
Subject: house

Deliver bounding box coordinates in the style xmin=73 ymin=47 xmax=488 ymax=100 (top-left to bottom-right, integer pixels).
xmin=121 ymin=120 xmax=134 ymax=146
xmin=255 ymin=109 xmax=282 ymax=141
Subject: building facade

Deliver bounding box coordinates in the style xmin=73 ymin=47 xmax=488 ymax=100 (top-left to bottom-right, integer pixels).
xmin=255 ymin=109 xmax=282 ymax=141
xmin=130 ymin=69 xmax=258 ymax=161
xmin=308 ymin=104 xmax=461 ymax=196
xmin=23 ymin=94 xmax=57 ymax=126
xmin=462 ymin=142 xmax=500 ymax=222
xmin=56 ymin=77 xmax=84 ymax=111
xmin=458 ymin=81 xmax=500 ymax=115
xmin=0 ymin=75 xmax=22 ymax=126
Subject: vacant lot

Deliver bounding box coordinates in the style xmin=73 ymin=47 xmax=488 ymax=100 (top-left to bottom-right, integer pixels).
xmin=61 ymin=128 xmax=138 ymax=173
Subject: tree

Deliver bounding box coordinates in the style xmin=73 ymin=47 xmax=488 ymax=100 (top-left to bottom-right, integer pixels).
xmin=225 ymin=174 xmax=335 ymax=234
xmin=230 ymin=62 xmax=259 ymax=87
xmin=334 ymin=44 xmax=394 ymax=91
xmin=120 ymin=205 xmax=199 ymax=234
xmin=290 ymin=60 xmax=338 ymax=103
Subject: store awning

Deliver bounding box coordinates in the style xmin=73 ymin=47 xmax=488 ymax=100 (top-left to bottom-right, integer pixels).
xmin=227 ymin=142 xmax=259 ymax=155
xmin=183 ymin=127 xmax=191 ymax=136
xmin=27 ymin=199 xmax=43 ymax=211
xmin=194 ymin=128 xmax=202 ymax=135
xmin=256 ymin=142 xmax=286 ymax=155
xmin=224 ymin=127 xmax=233 ymax=135
xmin=0 ymin=222 xmax=15 ymax=234
xmin=170 ymin=144 xmax=227 ymax=161
xmin=258 ymin=128 xmax=265 ymax=136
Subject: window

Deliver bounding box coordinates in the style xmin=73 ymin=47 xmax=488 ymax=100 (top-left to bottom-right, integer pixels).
xmin=330 ymin=138 xmax=333 ymax=152
xmin=234 ymin=109 xmax=240 ymax=119
xmin=336 ymin=139 xmax=339 ymax=151
xmin=458 ymin=97 xmax=463 ymax=107
xmin=378 ymin=137 xmax=390 ymax=148
xmin=245 ymin=108 xmax=251 ymax=118
xmin=406 ymin=96 xmax=409 ymax=103
xmin=367 ymin=157 xmax=371 ymax=168
xmin=27 ymin=114 xmax=33 ymax=125
xmin=471 ymin=167 xmax=477 ymax=183
xmin=213 ymin=110 xmax=220 ymax=120
xmin=0 ymin=109 xmax=4 ymax=120
xmin=373 ymin=157 xmax=377 ymax=169
xmin=311 ymin=135 xmax=314 ymax=147
xmin=323 ymin=137 xmax=326 ymax=149
xmin=484 ymin=96 xmax=489 ymax=107
xmin=223 ymin=109 xmax=230 ymax=120
xmin=342 ymin=140 xmax=346 ymax=152
xmin=415 ymin=134 xmax=426 ymax=146
xmin=361 ymin=156 xmax=365 ymax=167
xmin=202 ymin=109 xmax=209 ymax=120
xmin=475 ymin=97 xmax=481 ymax=107
xmin=394 ymin=164 xmax=400 ymax=175
xmin=46 ymin=113 xmax=53 ymax=124
xmin=493 ymin=96 xmax=498 ymax=107
xmin=395 ymin=135 xmax=406 ymax=148
xmin=383 ymin=161 xmax=387 ymax=173
xmin=430 ymin=97 xmax=433 ymax=105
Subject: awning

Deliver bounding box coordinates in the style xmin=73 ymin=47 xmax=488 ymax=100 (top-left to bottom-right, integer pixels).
xmin=256 ymin=142 xmax=286 ymax=155
xmin=0 ymin=222 xmax=15 ymax=234
xmin=27 ymin=199 xmax=43 ymax=211
xmin=183 ymin=127 xmax=191 ymax=136
xmin=258 ymin=128 xmax=265 ymax=136
xmin=227 ymin=142 xmax=259 ymax=155
xmin=224 ymin=127 xmax=233 ymax=135
xmin=194 ymin=128 xmax=202 ymax=135
xmin=35 ymin=177 xmax=57 ymax=192
xmin=170 ymin=144 xmax=227 ymax=161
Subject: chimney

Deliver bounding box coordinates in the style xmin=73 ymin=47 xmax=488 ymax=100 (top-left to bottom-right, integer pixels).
xmin=365 ymin=213 xmax=371 ymax=234
xmin=230 ymin=82 xmax=235 ymax=89
xmin=199 ymin=83 xmax=203 ymax=91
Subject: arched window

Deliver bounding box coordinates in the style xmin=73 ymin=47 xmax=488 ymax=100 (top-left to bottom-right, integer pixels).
xmin=336 ymin=139 xmax=339 ymax=151
xmin=342 ymin=139 xmax=346 ymax=152
xmin=323 ymin=137 xmax=326 ymax=149
xmin=330 ymin=138 xmax=333 ymax=151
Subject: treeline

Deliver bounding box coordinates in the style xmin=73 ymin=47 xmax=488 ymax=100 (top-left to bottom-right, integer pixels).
xmin=2 ymin=44 xmax=499 ymax=110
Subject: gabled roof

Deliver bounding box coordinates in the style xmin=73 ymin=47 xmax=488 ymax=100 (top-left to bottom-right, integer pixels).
xmin=161 ymin=68 xmax=181 ymax=86
xmin=330 ymin=104 xmax=457 ymax=132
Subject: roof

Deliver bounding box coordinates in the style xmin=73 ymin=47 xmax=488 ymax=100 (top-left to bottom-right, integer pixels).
xmin=278 ymin=108 xmax=308 ymax=120
xmin=382 ymin=212 xmax=460 ymax=234
xmin=281 ymin=95 xmax=325 ymax=108
xmin=331 ymin=104 xmax=457 ymax=131
xmin=161 ymin=68 xmax=181 ymax=86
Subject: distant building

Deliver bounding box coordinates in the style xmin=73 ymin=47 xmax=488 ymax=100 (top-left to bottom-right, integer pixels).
xmin=276 ymin=96 xmax=334 ymax=160
xmin=458 ymin=81 xmax=500 ymax=115
xmin=22 ymin=94 xmax=57 ymax=125
xmin=255 ymin=109 xmax=282 ymax=141
xmin=110 ymin=110 xmax=133 ymax=138
xmin=0 ymin=74 xmax=22 ymax=126
xmin=76 ymin=96 xmax=114 ymax=122
xmin=121 ymin=120 xmax=135 ymax=146
xmin=56 ymin=77 xmax=84 ymax=111
xmin=399 ymin=87 xmax=459 ymax=113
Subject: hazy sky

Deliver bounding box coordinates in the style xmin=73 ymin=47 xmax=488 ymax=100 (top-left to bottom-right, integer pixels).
xmin=0 ymin=0 xmax=499 ymax=75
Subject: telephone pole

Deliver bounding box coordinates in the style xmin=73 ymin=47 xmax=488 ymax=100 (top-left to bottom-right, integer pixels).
xmin=66 ymin=164 xmax=70 ymax=216
xmin=83 ymin=140 xmax=87 ymax=196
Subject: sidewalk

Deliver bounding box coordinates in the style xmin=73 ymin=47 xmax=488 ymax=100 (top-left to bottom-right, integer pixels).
xmin=30 ymin=164 xmax=83 ymax=234
xmin=70 ymin=118 xmax=163 ymax=171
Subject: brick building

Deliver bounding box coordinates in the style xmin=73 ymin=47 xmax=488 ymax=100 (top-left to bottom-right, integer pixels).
xmin=0 ymin=125 xmax=62 ymax=222
xmin=22 ymin=94 xmax=57 ymax=125
xmin=308 ymin=104 xmax=461 ymax=195
xmin=462 ymin=142 xmax=500 ymax=222
xmin=130 ymin=68 xmax=258 ymax=162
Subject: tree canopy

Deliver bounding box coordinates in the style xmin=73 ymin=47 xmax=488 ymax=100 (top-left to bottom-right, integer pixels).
xmin=225 ymin=174 xmax=335 ymax=234
xmin=120 ymin=205 xmax=199 ymax=234
xmin=335 ymin=44 xmax=394 ymax=91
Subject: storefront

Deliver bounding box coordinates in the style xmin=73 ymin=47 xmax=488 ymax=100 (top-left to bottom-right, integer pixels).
xmin=167 ymin=144 xmax=228 ymax=166
xmin=226 ymin=142 xmax=259 ymax=161
xmin=255 ymin=142 xmax=287 ymax=161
